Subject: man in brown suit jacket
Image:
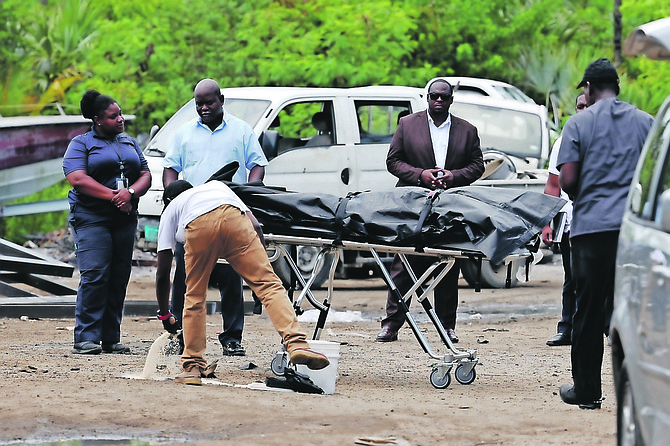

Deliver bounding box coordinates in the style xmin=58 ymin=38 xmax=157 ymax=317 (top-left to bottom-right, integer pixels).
xmin=376 ymin=79 xmax=484 ymax=343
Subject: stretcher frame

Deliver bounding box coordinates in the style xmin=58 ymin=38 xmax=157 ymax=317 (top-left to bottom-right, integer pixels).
xmin=264 ymin=233 xmax=529 ymax=389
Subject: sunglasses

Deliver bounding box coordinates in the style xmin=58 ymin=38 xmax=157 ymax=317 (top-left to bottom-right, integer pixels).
xmin=576 ymin=103 xmax=587 ymax=110
xmin=428 ymin=92 xmax=452 ymax=101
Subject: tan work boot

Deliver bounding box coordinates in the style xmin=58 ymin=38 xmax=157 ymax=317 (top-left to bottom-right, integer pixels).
xmin=290 ymin=348 xmax=330 ymax=370
xmin=174 ymin=368 xmax=202 ymax=385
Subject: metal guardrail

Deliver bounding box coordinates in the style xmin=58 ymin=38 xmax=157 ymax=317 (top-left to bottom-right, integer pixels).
xmin=0 ymin=199 xmax=69 ymax=217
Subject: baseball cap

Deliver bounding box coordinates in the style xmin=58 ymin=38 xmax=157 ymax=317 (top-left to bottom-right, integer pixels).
xmin=162 ymin=180 xmax=193 ymax=209
xmin=577 ymin=58 xmax=619 ymax=89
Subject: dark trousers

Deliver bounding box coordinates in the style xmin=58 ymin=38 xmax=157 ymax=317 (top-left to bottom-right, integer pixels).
xmin=381 ymin=254 xmax=460 ymax=331
xmin=69 ymin=207 xmax=137 ymax=344
xmin=557 ymin=235 xmax=576 ymax=335
xmin=570 ymin=231 xmax=618 ymax=400
xmin=171 ymin=242 xmax=244 ymax=345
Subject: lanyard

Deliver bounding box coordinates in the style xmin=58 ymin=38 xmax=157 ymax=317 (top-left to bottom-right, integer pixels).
xmin=108 ymin=137 xmax=125 ymax=180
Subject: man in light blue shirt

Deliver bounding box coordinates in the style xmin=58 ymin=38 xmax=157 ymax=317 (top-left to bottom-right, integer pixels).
xmin=162 ymin=78 xmax=268 ymax=357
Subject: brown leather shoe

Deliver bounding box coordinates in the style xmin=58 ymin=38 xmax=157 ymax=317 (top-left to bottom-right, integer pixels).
xmin=446 ymin=328 xmax=459 ymax=343
xmin=375 ymin=326 xmax=398 ymax=342
xmin=290 ymin=348 xmax=330 ymax=370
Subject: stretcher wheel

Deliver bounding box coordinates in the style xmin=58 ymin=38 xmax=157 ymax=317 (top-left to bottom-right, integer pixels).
xmin=271 ymin=354 xmax=287 ymax=375
xmin=454 ymin=364 xmax=477 ymax=385
xmin=429 ymin=368 xmax=451 ymax=389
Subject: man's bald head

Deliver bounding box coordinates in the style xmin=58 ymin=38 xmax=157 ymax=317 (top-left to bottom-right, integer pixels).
xmin=193 ymin=78 xmax=224 ymax=129
xmin=194 ymin=78 xmax=220 ymax=96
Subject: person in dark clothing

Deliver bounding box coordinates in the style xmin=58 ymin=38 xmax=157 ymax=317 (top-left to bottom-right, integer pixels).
xmin=376 ymin=79 xmax=484 ymax=344
xmin=557 ymin=58 xmax=653 ymax=409
xmin=63 ymin=89 xmax=151 ymax=355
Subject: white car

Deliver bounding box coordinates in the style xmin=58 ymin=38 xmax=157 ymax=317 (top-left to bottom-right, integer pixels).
xmin=426 ymin=76 xmax=537 ymax=104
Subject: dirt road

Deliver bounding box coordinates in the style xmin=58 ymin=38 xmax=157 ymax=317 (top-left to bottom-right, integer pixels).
xmin=0 ymin=260 xmax=616 ymax=445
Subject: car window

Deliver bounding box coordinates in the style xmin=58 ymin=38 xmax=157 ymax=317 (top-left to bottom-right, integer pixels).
xmin=450 ymin=102 xmax=542 ymax=159
xmin=224 ymin=98 xmax=271 ymax=128
xmin=634 ymin=110 xmax=670 ymax=220
xmin=494 ymin=86 xmax=535 ymax=104
xmin=355 ymin=100 xmax=412 ymax=144
xmin=271 ymin=100 xmax=335 ymax=154
xmin=652 ymin=122 xmax=670 ymax=224
xmin=452 ymin=86 xmax=487 ymax=97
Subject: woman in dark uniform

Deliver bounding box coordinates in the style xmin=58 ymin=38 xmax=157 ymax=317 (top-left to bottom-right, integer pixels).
xmin=63 ymin=90 xmax=151 ymax=354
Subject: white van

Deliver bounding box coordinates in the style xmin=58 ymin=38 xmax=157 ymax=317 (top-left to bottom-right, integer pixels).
xmin=138 ymin=85 xmax=550 ymax=288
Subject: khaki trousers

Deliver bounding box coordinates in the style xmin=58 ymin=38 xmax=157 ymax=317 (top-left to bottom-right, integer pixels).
xmin=181 ymin=205 xmax=309 ymax=371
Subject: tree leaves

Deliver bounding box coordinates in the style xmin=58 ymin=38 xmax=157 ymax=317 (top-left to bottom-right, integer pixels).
xmin=3 ymin=0 xmax=670 ymax=134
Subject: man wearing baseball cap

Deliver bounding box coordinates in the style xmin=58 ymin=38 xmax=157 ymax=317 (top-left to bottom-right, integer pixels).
xmin=556 ymin=58 xmax=654 ymax=409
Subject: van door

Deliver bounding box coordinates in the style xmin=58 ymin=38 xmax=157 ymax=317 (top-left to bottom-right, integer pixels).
xmin=263 ymin=98 xmax=355 ymax=197
xmin=349 ymin=99 xmax=414 ymax=191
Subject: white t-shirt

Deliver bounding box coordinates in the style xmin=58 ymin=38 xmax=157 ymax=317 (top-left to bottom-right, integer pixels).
xmin=548 ymin=135 xmax=572 ymax=232
xmin=157 ymin=181 xmax=250 ymax=252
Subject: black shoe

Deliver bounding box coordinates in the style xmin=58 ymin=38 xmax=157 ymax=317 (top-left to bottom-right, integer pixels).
xmin=222 ymin=341 xmax=246 ymax=356
xmin=253 ymin=299 xmax=262 ymax=315
xmin=72 ymin=341 xmax=102 ymax=355
xmin=102 ymin=342 xmax=130 ymax=354
xmin=446 ymin=328 xmax=459 ymax=344
xmin=177 ymin=331 xmax=185 ymax=355
xmin=547 ymin=332 xmax=571 ymax=346
xmin=559 ymin=384 xmax=602 ymax=409
xmin=375 ymin=326 xmax=398 ymax=342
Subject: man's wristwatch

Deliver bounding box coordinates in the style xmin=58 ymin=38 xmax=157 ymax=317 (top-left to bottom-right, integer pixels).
xmin=127 ymin=187 xmax=135 ymax=197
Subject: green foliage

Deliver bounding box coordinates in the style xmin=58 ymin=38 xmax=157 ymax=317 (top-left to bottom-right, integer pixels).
xmin=0 ymin=180 xmax=70 ymax=243
xmin=22 ymin=0 xmax=99 ymax=89
xmin=3 ymin=0 xmax=670 ymax=237
xmin=0 ymin=0 xmax=99 ymax=115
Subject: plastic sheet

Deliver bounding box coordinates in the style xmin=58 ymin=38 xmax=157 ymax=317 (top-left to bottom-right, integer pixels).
xmin=226 ymin=182 xmax=564 ymax=264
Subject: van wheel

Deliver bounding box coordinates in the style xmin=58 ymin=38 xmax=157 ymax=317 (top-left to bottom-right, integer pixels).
xmin=460 ymin=258 xmax=519 ymax=288
xmin=271 ymin=244 xmax=333 ymax=289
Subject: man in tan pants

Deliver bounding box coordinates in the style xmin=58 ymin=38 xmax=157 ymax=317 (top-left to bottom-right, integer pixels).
xmin=155 ymin=179 xmax=329 ymax=385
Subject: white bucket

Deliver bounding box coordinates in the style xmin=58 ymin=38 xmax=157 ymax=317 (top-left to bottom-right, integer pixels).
xmin=295 ymin=340 xmax=340 ymax=395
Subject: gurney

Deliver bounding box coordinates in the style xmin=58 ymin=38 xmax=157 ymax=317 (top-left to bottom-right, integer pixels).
xmin=226 ymin=182 xmax=565 ymax=389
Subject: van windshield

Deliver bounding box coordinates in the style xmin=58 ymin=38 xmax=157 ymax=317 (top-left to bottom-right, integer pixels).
xmin=224 ymin=98 xmax=271 ymax=127
xmin=450 ymin=102 xmax=543 ymax=160
xmin=144 ymin=98 xmax=271 ymax=157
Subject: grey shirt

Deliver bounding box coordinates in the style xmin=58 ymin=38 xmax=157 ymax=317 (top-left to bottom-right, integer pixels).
xmin=557 ymin=97 xmax=653 ymax=237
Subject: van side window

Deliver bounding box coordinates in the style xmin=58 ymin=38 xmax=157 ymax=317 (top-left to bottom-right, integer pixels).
xmin=273 ymin=101 xmax=335 ymax=154
xmin=355 ymin=101 xmax=412 ymax=144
